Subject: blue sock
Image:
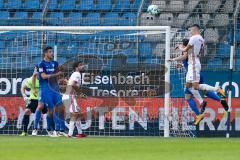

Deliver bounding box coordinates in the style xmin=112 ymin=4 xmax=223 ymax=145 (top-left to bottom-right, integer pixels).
xmin=205 ymin=91 xmax=221 ymax=102
xmin=53 ymin=113 xmax=60 ymax=131
xmin=46 ymin=115 xmax=53 ymax=131
xmin=58 ymin=111 xmax=65 ymax=132
xmin=187 ymin=98 xmax=200 ymax=115
xmin=34 ymin=109 xmax=41 ymax=129
xmin=59 ymin=115 xmax=65 ymax=132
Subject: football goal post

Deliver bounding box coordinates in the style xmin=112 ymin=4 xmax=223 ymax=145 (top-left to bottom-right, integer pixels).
xmin=0 ymin=26 xmax=195 ymax=137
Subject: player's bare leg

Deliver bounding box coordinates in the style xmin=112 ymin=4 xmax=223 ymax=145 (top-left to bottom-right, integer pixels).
xmin=75 ymin=114 xmax=87 ymax=138
xmin=68 ymin=113 xmax=78 ymax=137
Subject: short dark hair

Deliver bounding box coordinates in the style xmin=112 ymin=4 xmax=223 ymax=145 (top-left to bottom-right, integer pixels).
xmin=43 ymin=46 xmax=53 ymax=54
xmin=182 ymin=38 xmax=189 ymax=46
xmin=72 ymin=61 xmax=83 ymax=71
xmin=191 ymin=24 xmax=200 ymax=30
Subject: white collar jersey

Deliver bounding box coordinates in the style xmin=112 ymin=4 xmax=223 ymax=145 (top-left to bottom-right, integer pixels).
xmin=187 ymin=34 xmax=205 ymax=66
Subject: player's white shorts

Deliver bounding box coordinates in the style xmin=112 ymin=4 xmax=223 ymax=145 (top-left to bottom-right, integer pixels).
xmin=62 ymin=94 xmax=80 ymax=114
xmin=186 ymin=63 xmax=201 ymax=83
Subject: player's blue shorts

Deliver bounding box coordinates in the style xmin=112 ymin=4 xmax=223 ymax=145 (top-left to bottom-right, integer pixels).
xmin=199 ymin=72 xmax=204 ymax=84
xmin=39 ymin=89 xmax=62 ymax=109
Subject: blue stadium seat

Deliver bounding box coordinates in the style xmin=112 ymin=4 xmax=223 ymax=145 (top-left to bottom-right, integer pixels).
xmin=13 ymin=12 xmax=28 ymax=25
xmin=237 ymin=46 xmax=240 ymax=70
xmin=96 ymin=0 xmax=112 ymax=10
xmin=48 ymin=0 xmax=58 ymax=9
xmin=66 ymin=12 xmax=82 ymax=25
xmin=60 ymin=0 xmax=76 ymax=10
xmin=32 ymin=57 xmax=42 ymax=65
xmin=237 ymin=58 xmax=240 ymax=70
xmin=24 ymin=0 xmax=40 ymax=9
xmin=139 ymin=43 xmax=152 ymax=58
xmin=102 ymin=13 xmax=119 ymax=26
xmin=127 ymin=57 xmax=137 ymax=63
xmin=0 ymin=57 xmax=11 ymax=69
xmin=0 ymin=11 xmax=9 ymax=18
xmin=207 ymin=58 xmax=222 ymax=68
xmin=131 ymin=0 xmax=142 ymax=10
xmin=15 ymin=12 xmax=28 ymax=18
xmin=216 ymin=43 xmax=230 ymax=58
xmin=32 ymin=12 xmax=42 ymax=19
xmin=227 ymin=32 xmax=233 ymax=44
xmin=0 ymin=11 xmax=9 ymax=25
xmin=77 ymin=0 xmax=95 ymax=10
xmin=82 ymin=13 xmax=100 ymax=26
xmin=0 ymin=41 xmax=4 ymax=50
xmin=0 ymin=0 xmax=4 ymax=8
xmin=80 ymin=42 xmax=97 ymax=54
xmin=237 ymin=31 xmax=240 ymax=42
xmin=120 ymin=13 xmax=137 ymax=26
xmin=7 ymin=0 xmax=22 ymax=9
xmin=114 ymin=0 xmax=130 ymax=11
xmin=47 ymin=12 xmax=64 ymax=25
xmin=28 ymin=12 xmax=42 ymax=25
xmin=56 ymin=57 xmax=67 ymax=64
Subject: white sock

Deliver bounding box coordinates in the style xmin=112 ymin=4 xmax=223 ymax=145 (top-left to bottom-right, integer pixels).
xmin=75 ymin=121 xmax=82 ymax=134
xmin=68 ymin=121 xmax=75 ymax=136
xmin=199 ymin=84 xmax=218 ymax=92
xmin=188 ymin=87 xmax=203 ymax=104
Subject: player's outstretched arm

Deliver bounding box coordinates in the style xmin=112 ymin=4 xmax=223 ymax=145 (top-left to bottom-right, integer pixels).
xmin=170 ymin=51 xmax=188 ymax=62
xmin=176 ymin=44 xmax=192 ymax=53
xmin=40 ymin=71 xmax=63 ymax=80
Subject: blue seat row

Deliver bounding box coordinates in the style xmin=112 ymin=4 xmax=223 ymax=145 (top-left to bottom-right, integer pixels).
xmin=216 ymin=43 xmax=230 ymax=58
xmin=0 ymin=0 xmax=41 ymax=9
xmin=46 ymin=12 xmax=137 ymax=26
xmin=49 ymin=0 xmax=143 ymax=11
xmin=0 ymin=11 xmax=136 ymax=26
xmin=0 ymin=0 xmax=144 ymax=11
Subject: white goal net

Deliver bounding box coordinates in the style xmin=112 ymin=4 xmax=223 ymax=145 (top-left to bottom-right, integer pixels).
xmin=0 ymin=26 xmax=195 ymax=137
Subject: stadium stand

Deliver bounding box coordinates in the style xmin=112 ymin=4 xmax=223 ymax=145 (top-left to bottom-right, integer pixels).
xmin=0 ymin=0 xmax=238 ymax=71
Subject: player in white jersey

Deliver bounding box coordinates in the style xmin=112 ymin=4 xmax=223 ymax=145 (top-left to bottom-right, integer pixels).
xmin=175 ymin=24 xmax=206 ymax=125
xmin=64 ymin=61 xmax=87 ymax=138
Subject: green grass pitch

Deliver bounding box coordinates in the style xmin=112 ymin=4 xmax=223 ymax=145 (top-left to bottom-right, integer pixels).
xmin=1 ymin=136 xmax=240 ymax=160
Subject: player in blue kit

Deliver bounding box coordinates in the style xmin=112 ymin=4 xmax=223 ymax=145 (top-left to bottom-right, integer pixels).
xmin=170 ymin=38 xmax=229 ymax=125
xmin=32 ymin=46 xmax=66 ymax=137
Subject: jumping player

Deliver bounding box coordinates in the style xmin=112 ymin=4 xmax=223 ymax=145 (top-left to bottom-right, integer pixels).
xmin=171 ymin=36 xmax=228 ymax=125
xmin=174 ymin=24 xmax=206 ymax=125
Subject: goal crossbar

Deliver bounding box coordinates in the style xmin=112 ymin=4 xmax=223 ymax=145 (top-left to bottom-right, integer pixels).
xmin=0 ymin=25 xmax=171 ymax=137
xmin=0 ymin=26 xmax=170 ymax=31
